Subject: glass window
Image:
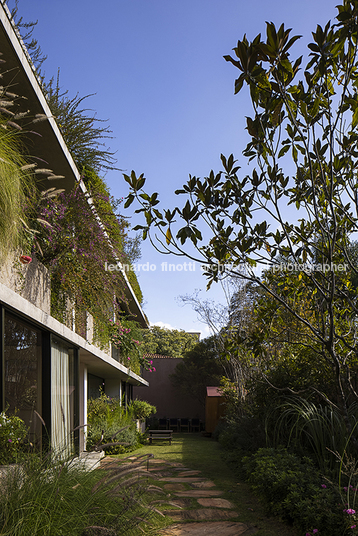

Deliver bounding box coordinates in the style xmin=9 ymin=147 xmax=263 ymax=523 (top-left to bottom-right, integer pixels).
xmin=88 ymin=373 xmax=105 ymax=399
xmin=4 ymin=313 xmax=42 ymax=446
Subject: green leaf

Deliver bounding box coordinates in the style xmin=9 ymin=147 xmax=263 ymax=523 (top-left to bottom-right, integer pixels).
xmin=136 ymin=178 xmax=146 ymax=190
xmin=153 ymin=209 xmax=163 ymax=219
xmin=124 ymin=194 xmax=134 ymax=209
xmin=166 ymin=227 xmax=172 ymax=245
xmin=352 ymin=107 xmax=358 ymax=129
xmin=139 ymin=193 xmax=150 ymax=201
xmin=292 ymin=145 xmax=298 ymax=162
xmin=278 ymin=145 xmax=290 ymax=158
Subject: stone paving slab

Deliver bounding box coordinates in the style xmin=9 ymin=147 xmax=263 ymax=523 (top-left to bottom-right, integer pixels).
xmin=149 ymin=460 xmax=185 ymax=467
xmin=167 ymin=498 xmax=194 ymax=508
xmin=148 ymin=471 xmax=174 ymax=478
xmin=107 ymin=456 xmax=258 ymax=536
xmin=174 ymin=490 xmax=225 ymax=497
xmin=177 ymin=470 xmax=201 ymax=476
xmin=158 ymin=477 xmax=206 ymax=483
xmin=147 ymin=466 xmax=169 ymax=472
xmin=197 ymin=498 xmax=235 ymax=509
xmin=158 ymin=521 xmax=253 ymax=535
xmin=162 ymin=508 xmax=238 ymax=521
xmin=148 ymin=459 xmax=177 ymax=465
xmin=190 ymin=481 xmax=216 ymax=489
xmin=164 ymin=483 xmax=186 ymax=491
xmin=172 ymin=467 xmax=192 ymax=471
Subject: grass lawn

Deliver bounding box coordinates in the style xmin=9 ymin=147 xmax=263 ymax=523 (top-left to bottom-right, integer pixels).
xmin=130 ymin=433 xmax=299 ymax=536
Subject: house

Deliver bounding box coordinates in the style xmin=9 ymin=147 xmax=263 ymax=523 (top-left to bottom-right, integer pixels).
xmin=0 ymin=3 xmax=148 ymax=455
xmin=205 ymin=386 xmax=226 ymax=434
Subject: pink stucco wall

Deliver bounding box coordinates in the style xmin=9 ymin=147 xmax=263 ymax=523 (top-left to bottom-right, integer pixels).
xmin=133 ymin=356 xmax=205 ymax=420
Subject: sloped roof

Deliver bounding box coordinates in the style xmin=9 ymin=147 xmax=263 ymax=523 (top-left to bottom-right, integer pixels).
xmin=206 ymin=386 xmax=223 ymax=397
xmin=144 ymin=353 xmax=178 ymax=359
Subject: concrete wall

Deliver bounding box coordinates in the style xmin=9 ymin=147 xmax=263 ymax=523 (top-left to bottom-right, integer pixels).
xmin=133 ymin=357 xmax=205 ymax=421
xmin=0 ymin=253 xmax=51 ymax=313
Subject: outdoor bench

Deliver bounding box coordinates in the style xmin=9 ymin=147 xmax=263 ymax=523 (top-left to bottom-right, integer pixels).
xmin=148 ymin=430 xmax=173 ymax=445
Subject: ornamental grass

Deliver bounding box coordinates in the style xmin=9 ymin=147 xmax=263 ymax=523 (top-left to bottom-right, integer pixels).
xmin=0 ymin=451 xmax=167 ymax=536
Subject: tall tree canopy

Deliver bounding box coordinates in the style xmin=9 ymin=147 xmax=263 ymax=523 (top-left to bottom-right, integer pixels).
xmin=141 ymin=326 xmax=198 ymax=358
xmin=125 ymin=0 xmax=358 ymax=443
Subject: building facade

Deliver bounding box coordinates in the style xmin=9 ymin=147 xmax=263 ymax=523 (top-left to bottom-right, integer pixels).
xmin=0 ymin=3 xmax=148 ymax=454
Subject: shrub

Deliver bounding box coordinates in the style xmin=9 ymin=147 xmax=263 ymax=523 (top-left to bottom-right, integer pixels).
xmin=243 ymin=448 xmax=345 ymax=535
xmin=265 ymin=396 xmax=358 ymax=476
xmin=86 ymin=422 xmax=138 ymax=455
xmin=215 ymin=416 xmax=266 ymax=453
xmin=0 ymin=411 xmax=28 ymax=465
xmin=86 ymin=392 xmax=138 ymax=454
xmin=129 ymin=400 xmax=156 ymax=421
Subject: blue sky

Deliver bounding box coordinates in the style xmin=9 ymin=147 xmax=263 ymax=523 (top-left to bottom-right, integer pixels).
xmin=10 ymin=0 xmax=339 ymax=336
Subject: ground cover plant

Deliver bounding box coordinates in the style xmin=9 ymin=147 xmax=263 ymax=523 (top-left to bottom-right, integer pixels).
xmin=215 ymin=396 xmax=358 ymax=534
xmin=242 ymin=448 xmax=346 ymax=535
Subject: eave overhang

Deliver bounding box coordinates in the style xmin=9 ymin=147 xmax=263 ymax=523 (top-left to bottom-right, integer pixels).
xmin=0 ymin=3 xmax=148 ymax=328
xmin=0 ymin=281 xmax=149 ymax=386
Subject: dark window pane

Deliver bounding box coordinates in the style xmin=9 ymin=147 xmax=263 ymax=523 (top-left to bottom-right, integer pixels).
xmin=4 ymin=313 xmax=42 ymax=444
xmin=88 ymin=373 xmax=105 ymax=399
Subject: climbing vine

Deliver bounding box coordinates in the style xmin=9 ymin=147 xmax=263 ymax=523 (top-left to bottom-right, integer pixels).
xmin=109 ymin=318 xmax=154 ymax=374
xmin=34 ymin=183 xmax=128 ymax=339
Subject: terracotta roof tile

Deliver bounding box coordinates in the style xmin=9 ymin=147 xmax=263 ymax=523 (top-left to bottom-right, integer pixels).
xmin=144 ymin=353 xmax=180 ymax=359
xmin=206 ymin=386 xmax=223 ymax=397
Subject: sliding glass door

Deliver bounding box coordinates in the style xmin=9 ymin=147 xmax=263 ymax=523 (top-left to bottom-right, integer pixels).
xmin=2 ymin=310 xmax=79 ymax=455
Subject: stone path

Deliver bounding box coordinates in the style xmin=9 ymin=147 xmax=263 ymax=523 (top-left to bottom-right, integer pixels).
xmin=120 ymin=456 xmax=258 ymax=536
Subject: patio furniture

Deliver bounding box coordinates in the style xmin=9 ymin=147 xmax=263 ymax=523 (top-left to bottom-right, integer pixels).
xmin=190 ymin=418 xmax=200 ymax=432
xmin=148 ymin=430 xmax=173 ymax=445
xmin=158 ymin=418 xmax=168 ymax=429
xmin=179 ymin=418 xmax=190 ymax=432
xmin=169 ymin=418 xmax=179 ymax=431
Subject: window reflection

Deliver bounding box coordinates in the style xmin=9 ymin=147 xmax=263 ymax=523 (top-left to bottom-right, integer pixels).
xmin=4 ymin=313 xmax=42 ymax=445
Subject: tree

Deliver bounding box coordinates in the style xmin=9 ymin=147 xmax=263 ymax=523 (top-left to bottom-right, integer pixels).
xmin=179 ymin=279 xmax=260 ymax=399
xmin=141 ymin=325 xmax=197 ymax=358
xmin=170 ymin=337 xmax=224 ymax=407
xmin=44 ymin=74 xmax=117 ymax=173
xmin=125 ymin=1 xmax=358 ymax=444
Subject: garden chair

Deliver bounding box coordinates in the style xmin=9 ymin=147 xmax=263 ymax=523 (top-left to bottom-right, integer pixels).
xmin=169 ymin=418 xmax=179 ymax=431
xmin=179 ymin=418 xmax=190 ymax=432
xmin=158 ymin=418 xmax=168 ymax=429
xmin=190 ymin=418 xmax=200 ymax=432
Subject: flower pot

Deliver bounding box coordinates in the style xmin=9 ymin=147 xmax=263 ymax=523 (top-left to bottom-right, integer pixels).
xmin=19 ymin=255 xmax=32 ymax=265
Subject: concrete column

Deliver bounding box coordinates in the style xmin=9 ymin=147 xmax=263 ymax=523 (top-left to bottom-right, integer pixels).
xmin=79 ymin=362 xmax=87 ymax=452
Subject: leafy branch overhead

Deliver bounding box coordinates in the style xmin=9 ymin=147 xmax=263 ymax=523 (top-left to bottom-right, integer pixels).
xmin=124 ymin=1 xmax=358 ymax=447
